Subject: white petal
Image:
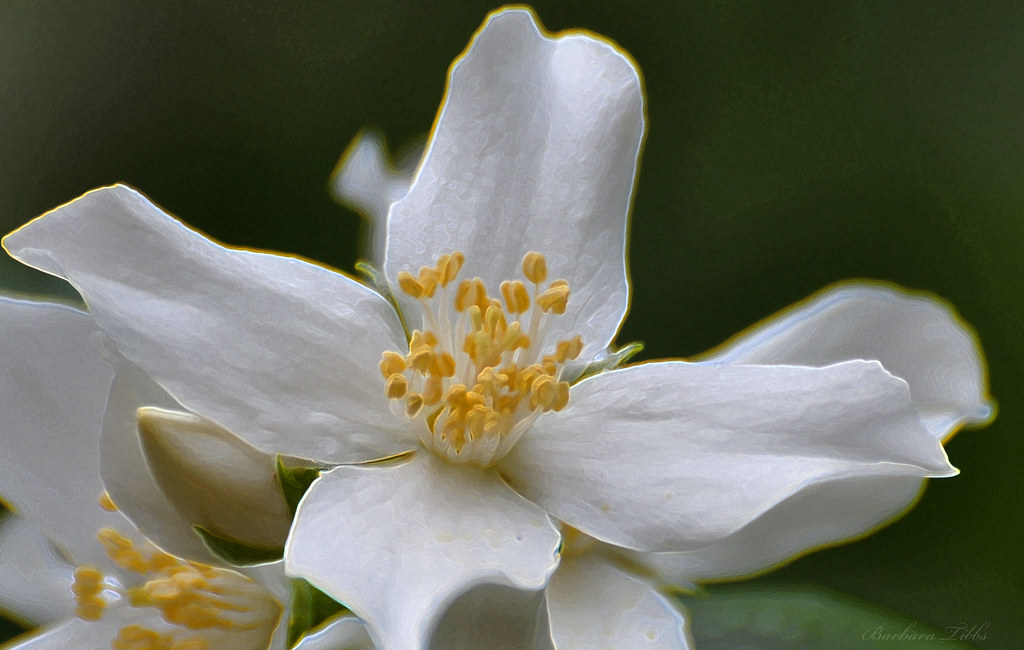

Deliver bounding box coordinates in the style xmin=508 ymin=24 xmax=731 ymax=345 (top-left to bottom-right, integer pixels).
xmin=137 ymin=407 xmax=291 ymax=549
xmin=4 ymin=185 xmax=414 ymax=463
xmin=428 ymin=584 xmax=554 ymax=650
xmin=286 ymin=453 xmax=561 ymax=650
xmin=0 ymin=518 xmax=75 ymax=625
xmin=2 ymin=617 xmax=119 ymax=650
xmin=99 ymin=357 xmax=221 ymax=562
xmin=0 ymin=298 xmax=125 ymax=565
xmin=292 ymin=614 xmax=375 ymax=650
xmin=546 ymin=554 xmax=691 ymax=649
xmin=385 ymin=8 xmax=644 ymax=357
xmin=703 ymin=283 xmax=993 ymax=438
xmin=500 ymin=360 xmax=955 ymax=552
xmin=331 ymin=130 xmax=420 ymax=266
xmin=637 ymin=474 xmax=924 ymax=584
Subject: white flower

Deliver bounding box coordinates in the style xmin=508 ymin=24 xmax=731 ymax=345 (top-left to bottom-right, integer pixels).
xmin=2 ymin=7 xmax=990 ymax=650
xmin=0 ymin=299 xmax=290 ymax=649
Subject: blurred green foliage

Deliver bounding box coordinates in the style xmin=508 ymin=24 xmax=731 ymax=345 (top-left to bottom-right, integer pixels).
xmin=1 ymin=2 xmax=1019 ymax=647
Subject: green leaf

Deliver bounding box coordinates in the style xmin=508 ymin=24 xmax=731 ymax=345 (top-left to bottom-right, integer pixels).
xmin=679 ymin=584 xmax=981 ymax=649
xmin=287 ymin=578 xmax=349 ymax=648
xmin=575 ymin=341 xmax=644 ymax=383
xmin=193 ymin=525 xmax=283 ymax=565
xmin=276 ymin=456 xmax=323 ymax=515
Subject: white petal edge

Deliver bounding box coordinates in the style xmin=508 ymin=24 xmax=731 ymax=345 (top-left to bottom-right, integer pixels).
xmin=702 ymin=282 xmax=993 ymax=438
xmin=292 ymin=614 xmax=375 ymax=650
xmin=635 ymin=474 xmax=926 ymax=585
xmin=2 ymin=616 xmax=120 ymax=650
xmin=546 ymin=553 xmax=691 ymax=649
xmin=285 ymin=453 xmax=561 ymax=650
xmin=500 ymin=360 xmax=955 ymax=552
xmin=3 ymin=185 xmax=414 ymax=463
xmin=0 ymin=298 xmax=126 ymax=566
xmin=99 ymin=354 xmax=222 ymax=562
xmin=0 ymin=518 xmax=75 ymax=626
xmin=385 ymin=7 xmax=644 ymax=359
xmin=331 ymin=129 xmax=420 ymax=267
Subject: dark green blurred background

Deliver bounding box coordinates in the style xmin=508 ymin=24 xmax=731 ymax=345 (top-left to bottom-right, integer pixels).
xmin=1 ymin=1 xmax=1020 ymax=647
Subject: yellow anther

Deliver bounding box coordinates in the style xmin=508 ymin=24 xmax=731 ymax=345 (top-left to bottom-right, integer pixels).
xmin=385 ymin=374 xmax=408 ymax=399
xmin=467 ymin=305 xmax=484 ymax=332
xmin=427 ymin=351 xmax=455 ymax=378
xmin=436 ymin=252 xmax=465 ymax=287
xmin=500 ymin=321 xmax=527 ymax=352
xmin=423 ymin=377 xmax=444 ymax=407
xmin=500 ymin=280 xmax=530 ymax=314
xmin=561 ymin=335 xmax=584 ymax=361
xmin=73 ymin=565 xmax=108 ymax=621
xmin=409 ymin=348 xmax=435 ymax=374
xmin=531 ymin=375 xmax=558 ymax=410
xmin=406 ymin=394 xmax=424 ymax=418
xmin=553 ymin=382 xmax=570 ymax=412
xmin=113 ymin=624 xmax=166 ymax=650
xmin=445 ymin=384 xmax=468 ymax=406
xmin=537 ymin=280 xmax=570 ymax=314
xmin=417 ymin=267 xmax=439 ymax=298
xmin=99 ymin=491 xmax=118 ymax=511
xmin=485 ymin=304 xmax=506 ymax=335
xmin=379 ymin=351 xmax=407 ymax=378
xmin=522 ymin=252 xmax=548 ymax=284
xmin=174 ymin=638 xmax=210 ymax=650
xmin=409 ymin=330 xmax=437 ymax=350
xmin=397 ymin=271 xmax=425 ymax=298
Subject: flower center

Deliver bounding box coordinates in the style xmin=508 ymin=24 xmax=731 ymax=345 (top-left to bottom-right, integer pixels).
xmin=72 ymin=495 xmax=281 ymax=649
xmin=380 ymin=251 xmax=582 ymax=466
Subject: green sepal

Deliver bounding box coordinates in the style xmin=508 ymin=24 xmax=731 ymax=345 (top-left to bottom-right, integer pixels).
xmin=356 ymin=261 xmax=410 ymax=340
xmin=287 ymin=577 xmax=349 ymax=648
xmin=276 ymin=456 xmax=323 ymax=515
xmin=574 ymin=341 xmax=644 ymax=383
xmin=193 ymin=525 xmax=284 ymax=565
xmin=678 ymin=584 xmax=974 ymax=649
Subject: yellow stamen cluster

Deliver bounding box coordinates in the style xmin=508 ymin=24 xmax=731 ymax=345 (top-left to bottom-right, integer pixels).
xmin=74 ymin=527 xmax=279 ymax=649
xmin=381 ymin=251 xmax=583 ymax=465
xmin=113 ymin=625 xmax=207 ymax=650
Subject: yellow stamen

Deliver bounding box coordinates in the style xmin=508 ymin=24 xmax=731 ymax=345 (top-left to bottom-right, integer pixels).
xmin=522 ymin=252 xmax=548 ymax=284
xmin=382 ymin=251 xmax=583 ymax=466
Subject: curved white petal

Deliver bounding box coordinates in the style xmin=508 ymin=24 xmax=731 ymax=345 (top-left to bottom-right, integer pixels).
xmin=292 ymin=614 xmax=375 ymax=650
xmin=0 ymin=518 xmax=75 ymax=625
xmin=703 ymin=283 xmax=993 ymax=438
xmin=3 ymin=185 xmax=413 ymax=463
xmin=500 ymin=360 xmax=954 ymax=552
xmin=385 ymin=8 xmax=644 ymax=358
xmin=637 ymin=474 xmax=924 ymax=585
xmin=332 ymin=130 xmax=420 ymax=266
xmin=0 ymin=298 xmax=125 ymax=566
xmin=3 ymin=616 xmax=120 ymax=650
xmin=99 ymin=356 xmax=221 ymax=562
xmin=428 ymin=583 xmax=554 ymax=650
xmin=286 ymin=453 xmax=561 ymax=650
xmin=546 ymin=554 xmax=691 ymax=649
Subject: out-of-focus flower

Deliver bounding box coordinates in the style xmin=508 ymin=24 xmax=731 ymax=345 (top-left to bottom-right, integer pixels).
xmin=0 ymin=300 xmax=284 ymax=649
xmin=1 ymin=7 xmax=991 ymax=650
